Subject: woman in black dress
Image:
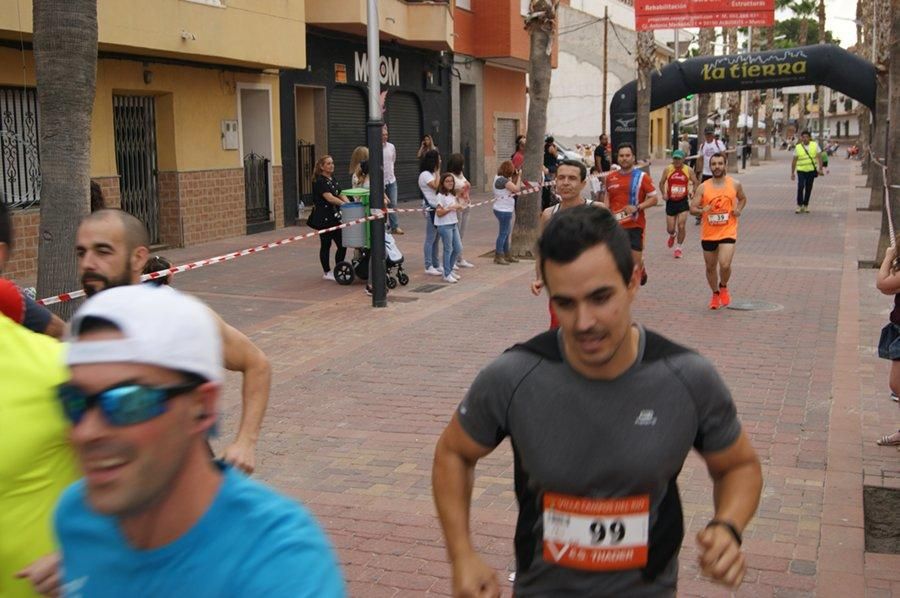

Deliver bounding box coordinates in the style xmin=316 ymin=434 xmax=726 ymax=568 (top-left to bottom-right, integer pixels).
xmin=311 ymin=155 xmax=349 ymax=280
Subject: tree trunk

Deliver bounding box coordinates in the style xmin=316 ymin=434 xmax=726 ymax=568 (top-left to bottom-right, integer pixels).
xmin=859 ymin=0 xmax=872 ymax=175
xmin=696 ymin=28 xmax=715 ymax=143
xmin=876 ymin=0 xmax=900 ymax=261
xmin=816 ymin=0 xmax=826 ymax=146
xmin=33 ymin=0 xmax=98 ymax=318
xmin=867 ymin=0 xmax=892 ymax=206
xmin=764 ymin=26 xmax=774 ymax=160
xmin=797 ymin=20 xmax=808 ymax=132
xmin=750 ymin=30 xmax=761 ymax=165
xmin=635 ymin=31 xmax=655 ymax=165
xmin=725 ymin=29 xmax=739 ymax=171
xmin=511 ymin=8 xmax=554 ymax=257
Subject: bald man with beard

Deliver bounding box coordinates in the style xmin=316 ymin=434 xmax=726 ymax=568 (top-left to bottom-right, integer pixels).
xmin=75 ymin=209 xmax=270 ymax=474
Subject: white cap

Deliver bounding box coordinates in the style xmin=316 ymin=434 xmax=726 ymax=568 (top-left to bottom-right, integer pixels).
xmin=66 ymin=285 xmax=223 ymax=383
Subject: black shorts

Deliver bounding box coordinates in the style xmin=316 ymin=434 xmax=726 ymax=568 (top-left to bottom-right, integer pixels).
xmin=701 ymin=238 xmax=736 ymax=252
xmin=665 ymin=199 xmax=690 ymax=216
xmin=625 ymin=227 xmax=643 ymax=251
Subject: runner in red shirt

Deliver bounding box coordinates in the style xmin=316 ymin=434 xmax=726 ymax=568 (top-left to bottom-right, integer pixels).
xmin=659 ymin=149 xmax=698 ymax=259
xmin=602 ymin=143 xmax=659 ymax=285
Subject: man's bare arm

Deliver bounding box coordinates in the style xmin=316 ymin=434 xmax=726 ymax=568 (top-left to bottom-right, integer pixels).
xmin=215 ymin=313 xmax=271 ymax=474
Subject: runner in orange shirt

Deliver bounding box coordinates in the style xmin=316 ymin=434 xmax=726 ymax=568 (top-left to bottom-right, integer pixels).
xmin=602 ymin=143 xmax=658 ymax=285
xmin=690 ymin=153 xmax=748 ymax=310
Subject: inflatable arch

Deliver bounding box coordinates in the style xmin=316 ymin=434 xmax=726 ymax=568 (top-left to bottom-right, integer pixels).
xmin=609 ymin=44 xmax=877 ymax=150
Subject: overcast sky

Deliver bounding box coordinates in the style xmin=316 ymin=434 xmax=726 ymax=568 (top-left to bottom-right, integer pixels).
xmin=824 ymin=0 xmax=857 ymax=48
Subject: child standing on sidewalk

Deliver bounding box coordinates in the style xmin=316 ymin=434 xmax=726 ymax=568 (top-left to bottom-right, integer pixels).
xmin=434 ymin=173 xmax=463 ymax=284
xmin=447 ymin=153 xmax=474 ymax=269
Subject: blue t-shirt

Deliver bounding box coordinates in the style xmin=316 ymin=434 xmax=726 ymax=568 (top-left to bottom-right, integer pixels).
xmin=55 ymin=466 xmax=346 ymax=597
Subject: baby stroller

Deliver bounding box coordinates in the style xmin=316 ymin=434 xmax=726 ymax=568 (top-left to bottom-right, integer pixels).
xmin=334 ymin=231 xmax=409 ymax=289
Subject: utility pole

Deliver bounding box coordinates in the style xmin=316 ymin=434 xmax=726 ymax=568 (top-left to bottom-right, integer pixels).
xmin=366 ymin=0 xmax=386 ymax=307
xmin=602 ymin=6 xmax=609 ymax=134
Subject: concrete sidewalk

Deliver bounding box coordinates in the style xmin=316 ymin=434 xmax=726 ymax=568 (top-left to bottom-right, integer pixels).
xmin=152 ymin=152 xmax=898 ymax=596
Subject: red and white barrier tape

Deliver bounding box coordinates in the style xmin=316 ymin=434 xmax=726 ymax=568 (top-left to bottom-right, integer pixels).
xmin=36 ymin=170 xmax=636 ymax=306
xmin=37 ymin=213 xmax=385 ymax=306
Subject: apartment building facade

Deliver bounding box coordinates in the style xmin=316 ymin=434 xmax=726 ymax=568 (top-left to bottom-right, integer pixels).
xmin=1 ymin=0 xmax=304 ymax=280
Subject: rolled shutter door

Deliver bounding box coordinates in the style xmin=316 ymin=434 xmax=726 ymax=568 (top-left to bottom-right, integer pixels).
xmin=385 ymin=92 xmax=422 ymax=201
xmin=328 ymin=86 xmax=367 ymax=191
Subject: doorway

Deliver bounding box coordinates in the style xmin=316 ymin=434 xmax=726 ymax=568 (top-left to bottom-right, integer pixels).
xmin=459 ymin=84 xmax=477 ymax=186
xmin=113 ymin=95 xmax=161 ymax=244
xmin=238 ymin=85 xmax=274 ymax=234
xmin=294 ymin=85 xmax=327 ymax=211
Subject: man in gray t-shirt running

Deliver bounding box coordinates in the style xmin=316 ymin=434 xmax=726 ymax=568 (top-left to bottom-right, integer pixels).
xmin=433 ymin=206 xmax=762 ymax=597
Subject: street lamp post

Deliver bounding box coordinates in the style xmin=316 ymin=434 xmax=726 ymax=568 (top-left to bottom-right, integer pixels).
xmin=366 ymin=0 xmax=386 ymax=307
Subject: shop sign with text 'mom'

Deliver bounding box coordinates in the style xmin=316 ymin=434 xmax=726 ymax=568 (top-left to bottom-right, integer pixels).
xmin=635 ymin=0 xmax=774 ymax=31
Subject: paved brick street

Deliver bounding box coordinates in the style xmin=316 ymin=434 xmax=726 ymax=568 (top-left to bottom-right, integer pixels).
xmin=149 ymin=152 xmax=899 ymax=597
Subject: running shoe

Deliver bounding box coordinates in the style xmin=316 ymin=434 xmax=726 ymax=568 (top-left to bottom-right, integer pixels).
xmin=640 ymin=268 xmax=648 ymax=286
xmin=891 ymin=392 xmax=898 ymax=402
xmin=674 ymin=247 xmax=683 ymax=259
xmin=802 ymin=206 xmax=810 ymax=213
xmin=718 ymin=285 xmax=731 ymax=306
xmin=457 ymin=259 xmax=475 ymax=268
xmin=364 ymin=285 xmax=373 ymax=296
xmin=795 ymin=207 xmax=803 ymax=214
xmin=323 ymin=271 xmax=336 ymax=281
xmin=393 ymin=227 xmax=405 ymax=235
xmin=426 ymin=266 xmax=443 ymax=276
xmin=667 ymin=234 xmax=675 ymax=248
xmin=442 ymin=275 xmax=458 ymax=284
xmin=708 ymin=292 xmax=721 ymax=310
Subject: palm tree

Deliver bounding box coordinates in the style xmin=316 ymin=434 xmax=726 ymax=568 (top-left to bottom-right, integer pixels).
xmin=815 ymin=0 xmax=825 ymax=146
xmin=789 ymin=0 xmax=817 ymax=131
xmin=725 ymin=28 xmax=740 ymax=170
xmin=763 ymin=25 xmax=777 ymax=161
xmin=877 ymin=0 xmax=899 ymax=260
xmin=635 ymin=30 xmax=656 ymax=163
xmin=511 ymin=0 xmax=557 ymax=257
xmin=867 ymin=0 xmax=892 ymax=208
xmin=33 ymin=0 xmax=98 ymax=318
xmin=749 ymin=29 xmax=761 ymax=166
xmin=695 ymin=28 xmax=716 ymax=141
xmin=855 ymin=0 xmax=870 ymax=175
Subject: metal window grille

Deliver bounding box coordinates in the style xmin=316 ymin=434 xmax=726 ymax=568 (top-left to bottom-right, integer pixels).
xmin=113 ymin=95 xmax=160 ymax=244
xmin=0 ymin=87 xmax=41 ymax=208
xmin=244 ymin=152 xmax=270 ymax=225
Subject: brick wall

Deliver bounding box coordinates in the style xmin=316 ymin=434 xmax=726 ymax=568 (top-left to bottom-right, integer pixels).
xmin=178 ymin=168 xmax=245 ymax=246
xmin=93 ymin=176 xmax=121 ymax=209
xmin=4 ymin=208 xmax=39 ymax=282
xmin=157 ymin=172 xmax=182 ymax=248
xmin=7 ymin=167 xmax=285 ymax=280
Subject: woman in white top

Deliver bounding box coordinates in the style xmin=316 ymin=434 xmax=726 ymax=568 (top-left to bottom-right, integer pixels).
xmin=492 ymin=160 xmax=521 ymax=265
xmin=446 ymin=153 xmax=474 ymax=268
xmin=434 ymin=173 xmax=463 ymax=283
xmin=419 ymin=150 xmax=443 ymax=276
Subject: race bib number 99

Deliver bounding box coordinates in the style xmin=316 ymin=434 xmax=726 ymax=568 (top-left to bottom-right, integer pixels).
xmin=708 ymin=212 xmax=730 ymax=225
xmin=542 ymin=492 xmax=650 ymax=571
